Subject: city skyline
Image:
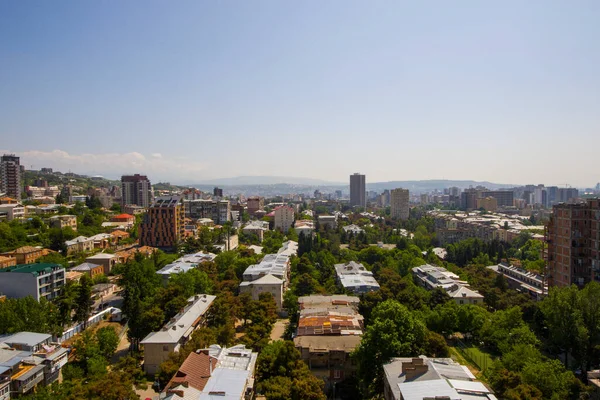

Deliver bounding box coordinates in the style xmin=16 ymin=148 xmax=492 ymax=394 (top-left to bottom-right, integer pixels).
xmin=2 ymin=2 xmax=600 ymax=185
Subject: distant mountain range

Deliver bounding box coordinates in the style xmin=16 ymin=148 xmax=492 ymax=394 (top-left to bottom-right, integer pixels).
xmin=174 ymin=176 xmax=515 ymax=195
xmin=187 ymin=176 xmax=346 ymax=186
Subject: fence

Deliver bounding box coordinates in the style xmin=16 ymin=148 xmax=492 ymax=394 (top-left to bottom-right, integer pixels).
xmin=53 ymin=306 xmax=121 ymax=343
xmin=455 ymin=339 xmax=492 ymax=372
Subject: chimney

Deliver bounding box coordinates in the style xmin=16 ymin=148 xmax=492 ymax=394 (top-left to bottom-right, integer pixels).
xmin=403 ymin=358 xmax=428 ymax=381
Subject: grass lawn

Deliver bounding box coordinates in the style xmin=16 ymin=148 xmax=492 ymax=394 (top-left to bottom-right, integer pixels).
xmin=457 ymin=343 xmax=494 ymax=372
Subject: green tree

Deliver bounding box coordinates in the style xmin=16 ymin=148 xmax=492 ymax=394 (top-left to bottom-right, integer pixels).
xmin=354 ymin=300 xmax=428 ymax=396
xmin=256 ymin=341 xmax=325 ymax=400
xmin=95 ymin=326 xmax=120 ymax=360
xmin=74 ymin=274 xmax=93 ymax=327
xmin=540 ymin=285 xmax=587 ymax=368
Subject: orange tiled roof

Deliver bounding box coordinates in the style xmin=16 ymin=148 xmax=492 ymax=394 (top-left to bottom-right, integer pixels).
xmin=2 ymin=246 xmax=42 ymax=254
xmin=113 ymin=213 xmax=134 ymax=219
xmin=165 ymin=351 xmax=217 ymax=392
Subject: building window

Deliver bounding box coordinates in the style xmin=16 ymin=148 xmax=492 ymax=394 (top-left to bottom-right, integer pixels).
xmin=163 ymin=345 xmax=169 ymax=352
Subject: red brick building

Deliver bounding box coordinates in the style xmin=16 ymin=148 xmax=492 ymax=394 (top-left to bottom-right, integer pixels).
xmin=546 ymin=199 xmax=600 ymax=287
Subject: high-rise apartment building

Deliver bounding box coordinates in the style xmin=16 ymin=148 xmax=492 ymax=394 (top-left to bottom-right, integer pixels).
xmin=213 ymin=187 xmax=223 ymax=197
xmin=121 ymin=174 xmax=152 ymax=207
xmin=140 ymin=196 xmax=185 ymax=250
xmin=274 ymin=205 xmax=295 ymax=232
xmin=1 ymin=154 xmax=22 ymax=201
xmin=349 ymin=173 xmax=366 ymax=208
xmin=390 ymin=188 xmax=410 ymax=220
xmin=481 ymin=191 xmax=514 ymax=208
xmin=546 ymin=199 xmax=600 ymax=288
xmin=185 ymin=199 xmax=231 ymax=224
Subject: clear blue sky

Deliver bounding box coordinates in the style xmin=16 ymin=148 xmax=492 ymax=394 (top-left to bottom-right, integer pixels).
xmin=1 ymin=1 xmax=599 ymax=186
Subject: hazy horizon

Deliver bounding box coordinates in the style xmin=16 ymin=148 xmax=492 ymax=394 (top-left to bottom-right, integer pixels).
xmin=1 ymin=1 xmax=599 ymax=186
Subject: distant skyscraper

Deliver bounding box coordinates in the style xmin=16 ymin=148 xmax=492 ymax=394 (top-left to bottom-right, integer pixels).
xmin=390 ymin=188 xmax=410 ymax=220
xmin=213 ymin=187 xmax=223 ymax=197
xmin=1 ymin=154 xmax=22 ymax=201
xmin=121 ymin=174 xmax=152 ymax=207
xmin=350 ymin=173 xmax=366 ymax=208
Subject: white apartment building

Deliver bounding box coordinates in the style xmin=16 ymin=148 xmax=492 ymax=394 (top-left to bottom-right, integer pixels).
xmin=0 ymin=263 xmax=65 ymax=301
xmin=274 ymin=205 xmax=295 ymax=232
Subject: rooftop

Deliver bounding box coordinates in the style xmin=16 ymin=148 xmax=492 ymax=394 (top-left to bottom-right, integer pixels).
xmin=0 ymin=332 xmax=51 ymax=348
xmin=199 ymin=368 xmax=250 ymax=400
xmin=293 ymin=335 xmax=362 ymax=352
xmin=1 ymin=246 xmax=42 ymax=255
xmin=0 ymin=263 xmax=63 ymax=276
xmin=165 ymin=350 xmax=217 ymax=392
xmin=141 ymin=295 xmax=216 ymax=345
xmin=71 ymin=262 xmax=102 ymax=272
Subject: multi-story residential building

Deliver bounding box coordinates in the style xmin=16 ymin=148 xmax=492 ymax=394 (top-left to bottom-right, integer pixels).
xmin=239 ymin=242 xmax=297 ymax=311
xmin=163 ymin=344 xmax=257 ymax=400
xmin=294 ymin=220 xmax=314 ymax=238
xmin=487 ymin=263 xmax=547 ymax=299
xmin=481 ymin=190 xmax=514 ymax=208
xmin=546 ymin=199 xmax=600 ymax=287
xmin=317 ymin=215 xmax=337 ymax=230
xmin=65 ymin=236 xmax=94 ymax=255
xmin=390 ymin=188 xmax=409 ymax=220
xmin=412 ymin=264 xmax=484 ymax=305
xmin=383 ymin=356 xmax=495 ymax=400
xmin=0 ymin=203 xmax=25 ymax=221
xmin=156 ymin=251 xmax=216 ymax=284
xmin=141 ymin=294 xmax=216 ymax=375
xmin=334 ymin=261 xmax=380 ymax=294
xmin=140 ymin=196 xmax=185 ymax=250
xmin=0 ymin=246 xmax=44 ymax=265
xmin=0 ymin=332 xmax=69 ymax=386
xmin=239 ymin=274 xmax=284 ymax=311
xmin=121 ymin=174 xmax=152 ymax=207
xmin=48 ymin=215 xmax=78 ymax=231
xmin=294 ymin=295 xmax=363 ymax=390
xmin=273 ymin=205 xmax=295 ymax=232
xmin=185 ymin=199 xmax=231 ymax=225
xmin=476 ymin=196 xmax=498 ymax=212
xmin=460 ymin=189 xmax=480 ymax=211
xmin=242 ymin=220 xmax=269 ymax=242
xmin=0 ymin=263 xmax=65 ymax=301
xmin=246 ymin=196 xmax=264 ymax=215
xmin=0 ymin=155 xmax=21 ymax=201
xmin=0 ymin=256 xmax=16 ymax=269
xmin=349 ymin=173 xmax=366 ymax=208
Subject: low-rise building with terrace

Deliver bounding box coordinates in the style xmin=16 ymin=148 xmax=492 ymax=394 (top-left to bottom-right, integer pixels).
xmin=141 ymin=294 xmax=216 ymax=375
xmin=47 ymin=215 xmax=77 ymax=231
xmin=383 ymin=356 xmax=495 ymax=400
xmin=71 ymin=262 xmax=104 ymax=279
xmin=85 ymin=253 xmax=117 ymax=275
xmin=412 ymin=264 xmax=483 ymax=305
xmin=0 ymin=246 xmax=44 ymax=265
xmin=294 ymin=295 xmax=363 ymax=390
xmin=334 ymin=261 xmax=380 ymax=294
xmin=487 ymin=262 xmax=547 ymax=300
xmin=65 ymin=236 xmax=94 ymax=255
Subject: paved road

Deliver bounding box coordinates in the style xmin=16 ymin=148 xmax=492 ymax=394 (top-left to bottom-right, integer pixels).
xmin=270 ymin=319 xmax=289 ymax=342
xmin=93 ymin=291 xmax=123 ymax=313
